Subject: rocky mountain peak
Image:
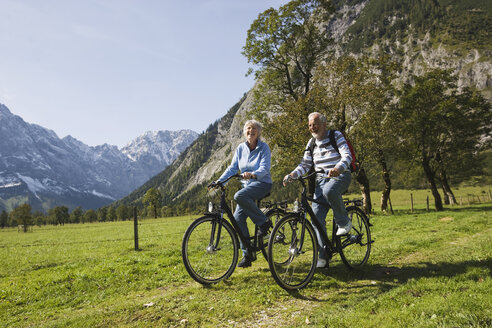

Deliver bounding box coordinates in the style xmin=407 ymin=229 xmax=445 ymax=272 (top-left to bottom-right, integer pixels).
xmin=0 ymin=105 xmax=198 ymax=212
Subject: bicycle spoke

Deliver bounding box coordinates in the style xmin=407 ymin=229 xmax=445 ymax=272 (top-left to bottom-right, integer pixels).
xmin=337 ymin=207 xmax=371 ymax=269
xmin=268 ymin=214 xmax=317 ymax=291
xmin=182 ymin=216 xmax=239 ymax=284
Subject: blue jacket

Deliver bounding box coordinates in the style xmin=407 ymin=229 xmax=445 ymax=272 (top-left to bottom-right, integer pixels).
xmin=218 ymin=139 xmax=272 ymax=186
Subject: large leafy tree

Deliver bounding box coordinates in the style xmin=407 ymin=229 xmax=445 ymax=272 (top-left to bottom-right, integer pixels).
xmin=143 ymin=188 xmax=163 ymax=218
xmin=50 ymin=206 xmax=69 ymax=225
xmin=0 ymin=210 xmax=8 ymax=228
xmin=70 ymin=206 xmax=83 ymax=224
xmin=83 ymin=209 xmax=97 ymax=223
xmin=349 ymin=54 xmax=400 ymax=212
xmin=242 ymin=0 xmax=333 ymax=177
xmin=107 ymin=206 xmax=117 ymax=222
xmin=10 ymin=204 xmax=32 ymax=232
xmin=397 ymin=69 xmax=491 ymax=210
xmin=116 ymin=205 xmax=131 ymax=221
xmin=243 ymin=0 xmax=333 ymax=102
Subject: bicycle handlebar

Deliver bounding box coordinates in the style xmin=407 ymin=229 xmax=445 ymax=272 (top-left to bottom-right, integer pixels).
xmin=207 ymin=173 xmax=242 ymax=190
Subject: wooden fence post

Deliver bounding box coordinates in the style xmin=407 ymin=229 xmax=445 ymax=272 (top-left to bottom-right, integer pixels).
xmin=134 ymin=207 xmax=139 ymax=251
xmin=426 ymin=196 xmax=430 ymax=212
xmin=410 ymin=193 xmax=414 ymax=213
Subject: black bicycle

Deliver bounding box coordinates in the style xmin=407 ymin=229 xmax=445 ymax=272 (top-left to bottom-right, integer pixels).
xmin=267 ymin=171 xmax=373 ymax=291
xmin=181 ymin=174 xmax=287 ymax=285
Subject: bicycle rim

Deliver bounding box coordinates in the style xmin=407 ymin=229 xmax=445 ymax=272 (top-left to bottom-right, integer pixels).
xmin=336 ymin=206 xmax=371 ymax=269
xmin=182 ymin=216 xmax=239 ymax=284
xmin=268 ymin=214 xmax=317 ymax=291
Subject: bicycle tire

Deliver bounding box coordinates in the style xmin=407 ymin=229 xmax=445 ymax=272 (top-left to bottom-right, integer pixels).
xmin=182 ymin=215 xmax=239 ymax=284
xmin=267 ymin=213 xmax=318 ymax=291
xmin=259 ymin=208 xmax=287 ymax=260
xmin=336 ymin=206 xmax=371 ymax=269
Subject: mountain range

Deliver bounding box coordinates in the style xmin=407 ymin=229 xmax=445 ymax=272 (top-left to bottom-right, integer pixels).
xmin=2 ymin=0 xmax=490 ymax=215
xmin=0 ymin=103 xmax=198 ymax=212
xmin=117 ymin=0 xmax=491 ymax=213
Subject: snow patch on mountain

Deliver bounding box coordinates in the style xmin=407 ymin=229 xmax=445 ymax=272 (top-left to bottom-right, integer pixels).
xmin=0 ymin=103 xmax=199 ymax=211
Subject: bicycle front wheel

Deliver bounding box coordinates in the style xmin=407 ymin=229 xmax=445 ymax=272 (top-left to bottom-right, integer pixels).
xmin=182 ymin=215 xmax=239 ymax=284
xmin=267 ymin=213 xmax=318 ymax=291
xmin=336 ymin=206 xmax=371 ymax=269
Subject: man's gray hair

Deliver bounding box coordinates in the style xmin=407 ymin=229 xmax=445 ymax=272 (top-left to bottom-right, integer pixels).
xmin=243 ymin=119 xmax=262 ymax=137
xmin=308 ymin=112 xmax=327 ymax=123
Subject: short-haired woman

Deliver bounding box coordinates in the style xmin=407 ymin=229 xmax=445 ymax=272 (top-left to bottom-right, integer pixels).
xmin=216 ymin=119 xmax=273 ymax=268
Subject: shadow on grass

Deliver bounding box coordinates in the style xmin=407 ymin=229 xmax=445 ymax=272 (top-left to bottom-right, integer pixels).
xmin=297 ymin=258 xmax=492 ymax=298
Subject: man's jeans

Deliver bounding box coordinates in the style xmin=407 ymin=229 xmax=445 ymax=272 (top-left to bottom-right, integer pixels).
xmin=234 ymin=180 xmax=273 ymax=257
xmin=312 ymin=171 xmax=351 ymax=260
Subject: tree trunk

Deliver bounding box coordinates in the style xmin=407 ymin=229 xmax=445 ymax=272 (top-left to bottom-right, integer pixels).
xmin=378 ymin=149 xmax=392 ymax=212
xmin=441 ymin=184 xmax=450 ymax=205
xmin=436 ymin=152 xmax=457 ymax=206
xmin=356 ymin=167 xmax=372 ymax=214
xmin=422 ymin=153 xmax=443 ymax=211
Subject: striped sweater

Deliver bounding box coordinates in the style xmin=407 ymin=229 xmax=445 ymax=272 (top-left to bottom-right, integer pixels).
xmin=291 ymin=130 xmax=352 ymax=178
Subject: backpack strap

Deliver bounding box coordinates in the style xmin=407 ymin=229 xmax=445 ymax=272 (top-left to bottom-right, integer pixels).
xmin=304 ymin=137 xmax=316 ymax=171
xmin=329 ymin=130 xmax=340 ymax=154
xmin=307 ymin=137 xmax=316 ymax=156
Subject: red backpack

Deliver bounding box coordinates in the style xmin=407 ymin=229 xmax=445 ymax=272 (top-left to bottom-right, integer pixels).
xmin=307 ymin=130 xmax=359 ymax=173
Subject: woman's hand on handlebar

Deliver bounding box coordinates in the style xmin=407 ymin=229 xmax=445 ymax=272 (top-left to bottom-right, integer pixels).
xmin=241 ymin=172 xmax=256 ymax=180
xmin=207 ymin=181 xmax=221 ymax=190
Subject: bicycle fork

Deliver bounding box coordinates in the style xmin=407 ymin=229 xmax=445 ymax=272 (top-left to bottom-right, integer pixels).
xmin=292 ymin=213 xmax=309 ymax=256
xmin=207 ymin=215 xmax=224 ymax=253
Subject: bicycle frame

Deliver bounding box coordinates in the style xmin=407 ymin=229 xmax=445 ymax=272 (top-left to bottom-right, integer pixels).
xmin=293 ymin=173 xmax=339 ymax=257
xmin=208 ymin=174 xmax=263 ymax=257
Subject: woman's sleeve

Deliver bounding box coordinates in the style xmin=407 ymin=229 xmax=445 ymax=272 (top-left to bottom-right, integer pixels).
xmin=252 ymin=144 xmax=271 ymax=180
xmin=217 ymin=146 xmax=240 ymax=183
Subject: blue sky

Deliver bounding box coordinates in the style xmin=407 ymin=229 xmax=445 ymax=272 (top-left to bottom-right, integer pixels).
xmin=0 ymin=0 xmax=286 ymax=148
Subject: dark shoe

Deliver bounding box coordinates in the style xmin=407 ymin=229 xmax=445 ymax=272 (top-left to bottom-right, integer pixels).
xmin=257 ymin=220 xmax=273 ymax=237
xmin=237 ymin=256 xmax=252 ymax=268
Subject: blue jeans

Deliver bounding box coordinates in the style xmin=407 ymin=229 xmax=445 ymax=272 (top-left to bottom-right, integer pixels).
xmin=312 ymin=171 xmax=351 ymax=260
xmin=233 ymin=180 xmax=273 ymax=257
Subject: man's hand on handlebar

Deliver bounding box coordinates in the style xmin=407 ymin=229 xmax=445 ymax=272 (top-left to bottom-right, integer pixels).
xmin=327 ymin=167 xmax=340 ymax=178
xmin=283 ymin=173 xmax=295 ymax=186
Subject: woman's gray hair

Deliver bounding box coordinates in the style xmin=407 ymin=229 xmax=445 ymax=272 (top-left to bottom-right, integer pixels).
xmin=308 ymin=112 xmax=327 ymax=123
xmin=243 ymin=119 xmax=262 ymax=138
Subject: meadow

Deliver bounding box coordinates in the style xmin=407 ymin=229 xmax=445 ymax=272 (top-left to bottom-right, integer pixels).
xmin=1 ymin=188 xmax=491 ymax=327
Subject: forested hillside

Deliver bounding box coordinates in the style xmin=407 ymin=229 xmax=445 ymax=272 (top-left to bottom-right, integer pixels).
xmin=342 ymin=0 xmax=491 ymax=52
xmin=114 ymin=94 xmax=248 ymax=213
xmin=116 ymin=0 xmax=491 ymax=216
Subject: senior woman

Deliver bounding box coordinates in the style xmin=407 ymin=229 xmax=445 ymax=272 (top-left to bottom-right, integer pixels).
xmin=215 ymin=119 xmax=273 ymax=268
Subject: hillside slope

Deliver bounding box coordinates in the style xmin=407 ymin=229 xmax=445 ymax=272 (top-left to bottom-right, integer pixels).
xmin=117 ymin=0 xmax=491 ymax=212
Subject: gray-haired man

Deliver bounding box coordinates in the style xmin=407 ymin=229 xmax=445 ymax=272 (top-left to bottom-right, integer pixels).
xmin=283 ymin=112 xmax=352 ymax=268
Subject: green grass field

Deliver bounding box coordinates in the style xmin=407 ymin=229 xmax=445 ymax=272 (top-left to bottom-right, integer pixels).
xmin=1 ymin=197 xmax=491 ymax=327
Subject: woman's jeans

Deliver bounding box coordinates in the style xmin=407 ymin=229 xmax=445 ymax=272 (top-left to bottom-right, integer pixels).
xmin=233 ymin=180 xmax=273 ymax=257
xmin=312 ymin=171 xmax=351 ymax=260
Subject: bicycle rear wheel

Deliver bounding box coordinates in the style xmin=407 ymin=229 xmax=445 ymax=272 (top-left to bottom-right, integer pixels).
xmin=336 ymin=206 xmax=371 ymax=269
xmin=259 ymin=208 xmax=287 ymax=260
xmin=267 ymin=213 xmax=318 ymax=291
xmin=182 ymin=215 xmax=239 ymax=284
